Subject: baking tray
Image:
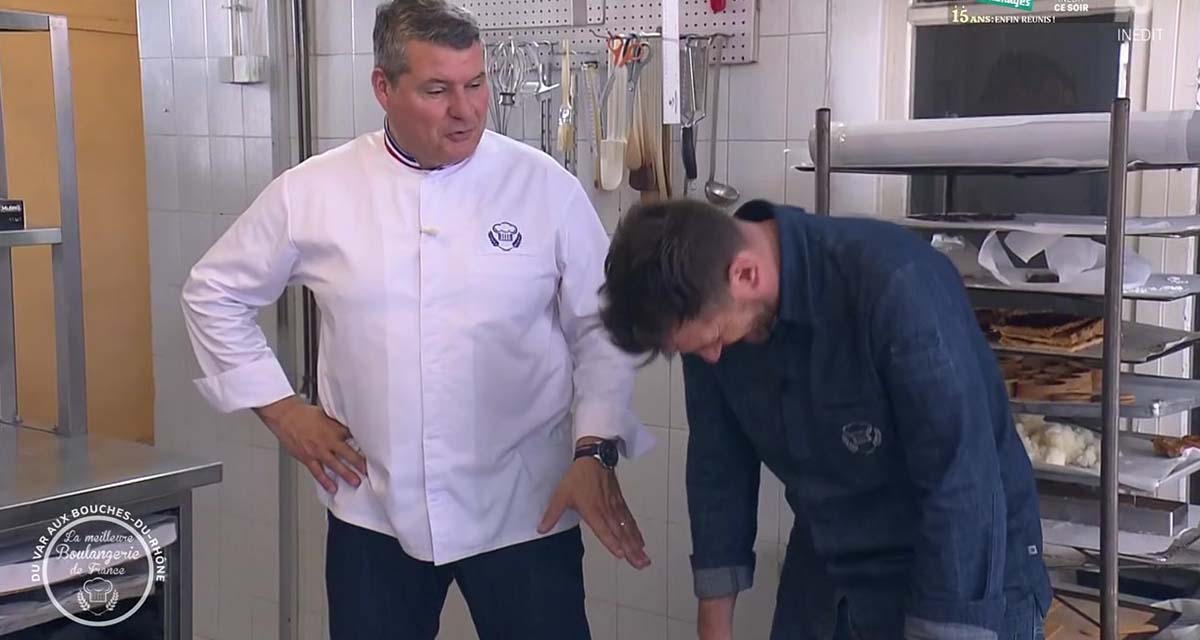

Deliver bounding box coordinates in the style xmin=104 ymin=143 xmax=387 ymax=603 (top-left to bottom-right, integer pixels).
xmin=1010 ymin=373 xmax=1200 ymax=420
xmin=990 ymin=321 xmax=1200 ymax=365
xmin=1027 ymin=431 xmax=1200 ymax=494
xmin=888 ymin=213 xmax=1200 ymax=239
xmin=1037 ymin=480 xmax=1189 ymax=537
xmin=964 ymin=273 xmax=1200 ymax=303
xmin=1042 ymin=505 xmax=1200 ymax=564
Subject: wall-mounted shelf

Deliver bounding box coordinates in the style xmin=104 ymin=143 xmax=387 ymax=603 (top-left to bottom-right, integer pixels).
xmin=0 ymin=11 xmax=48 ymax=32
xmin=0 ymin=228 xmax=61 ymax=248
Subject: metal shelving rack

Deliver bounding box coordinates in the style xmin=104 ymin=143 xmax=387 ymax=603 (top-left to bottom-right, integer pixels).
xmin=800 ymin=99 xmax=1200 ymax=639
xmin=0 ymin=10 xmax=88 ymax=436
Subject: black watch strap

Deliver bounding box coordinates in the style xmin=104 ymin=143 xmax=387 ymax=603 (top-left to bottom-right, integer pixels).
xmin=574 ymin=439 xmax=619 ymax=470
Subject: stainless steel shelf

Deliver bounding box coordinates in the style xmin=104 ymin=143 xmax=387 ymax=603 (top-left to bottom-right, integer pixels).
xmin=1011 ymin=373 xmax=1200 ymax=420
xmin=1029 ymin=433 xmax=1200 ymax=495
xmin=1042 ymin=505 xmax=1200 ymax=567
xmin=791 ymin=160 xmax=1200 ymax=176
xmin=1046 ymin=532 xmax=1200 ymax=568
xmin=0 ymin=227 xmax=62 ymax=247
xmin=893 ymin=213 xmax=1200 ymax=238
xmin=966 ymin=273 xmax=1200 ymax=302
xmin=990 ymin=321 xmax=1200 ymax=365
xmin=0 ymin=11 xmax=49 ymax=32
xmin=1033 ymin=459 xmax=1200 ymax=496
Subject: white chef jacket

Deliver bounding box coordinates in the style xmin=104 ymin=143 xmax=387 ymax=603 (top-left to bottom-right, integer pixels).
xmin=181 ymin=129 xmax=654 ymax=564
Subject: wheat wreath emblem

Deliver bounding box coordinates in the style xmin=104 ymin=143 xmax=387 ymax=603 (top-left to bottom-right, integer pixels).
xmin=76 ymin=588 xmax=119 ymax=614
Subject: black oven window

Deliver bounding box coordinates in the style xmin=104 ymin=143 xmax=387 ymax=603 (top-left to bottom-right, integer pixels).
xmin=908 ymin=14 xmax=1130 ymax=216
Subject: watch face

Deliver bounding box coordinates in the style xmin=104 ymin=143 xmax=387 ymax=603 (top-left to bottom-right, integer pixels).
xmin=598 ymin=440 xmax=619 ymax=467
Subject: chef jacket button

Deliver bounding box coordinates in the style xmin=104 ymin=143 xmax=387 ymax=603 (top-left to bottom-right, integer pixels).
xmin=420 ymin=225 xmax=439 ymax=236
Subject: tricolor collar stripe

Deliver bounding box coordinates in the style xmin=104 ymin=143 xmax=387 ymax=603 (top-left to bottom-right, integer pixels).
xmin=383 ymin=122 xmax=429 ymax=171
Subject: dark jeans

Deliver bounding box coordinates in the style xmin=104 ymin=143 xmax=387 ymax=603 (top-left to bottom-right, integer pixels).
xmin=324 ymin=512 xmax=590 ymax=640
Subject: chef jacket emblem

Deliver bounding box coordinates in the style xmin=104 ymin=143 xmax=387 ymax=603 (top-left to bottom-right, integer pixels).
xmin=841 ymin=421 xmax=882 ymax=455
xmin=488 ymin=221 xmax=522 ymax=251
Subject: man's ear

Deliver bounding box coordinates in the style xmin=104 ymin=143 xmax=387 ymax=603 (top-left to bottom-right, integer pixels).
xmin=371 ymin=68 xmax=393 ymax=109
xmin=726 ymin=251 xmax=759 ymax=300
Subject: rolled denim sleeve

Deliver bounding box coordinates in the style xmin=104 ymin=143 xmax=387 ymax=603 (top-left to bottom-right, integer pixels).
xmin=682 ymin=354 xmax=761 ymax=599
xmin=870 ymin=261 xmax=1008 ymax=634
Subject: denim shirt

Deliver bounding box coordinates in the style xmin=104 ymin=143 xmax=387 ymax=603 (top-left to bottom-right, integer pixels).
xmin=684 ymin=201 xmax=1051 ymax=638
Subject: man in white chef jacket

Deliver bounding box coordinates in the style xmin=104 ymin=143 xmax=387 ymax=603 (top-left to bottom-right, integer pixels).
xmin=180 ymin=1 xmax=654 ymax=637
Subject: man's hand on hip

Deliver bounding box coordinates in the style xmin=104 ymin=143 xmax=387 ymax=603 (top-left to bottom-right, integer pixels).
xmin=698 ymin=595 xmax=737 ymax=640
xmin=254 ymin=396 xmax=367 ymax=494
xmin=537 ymin=456 xmax=650 ymax=570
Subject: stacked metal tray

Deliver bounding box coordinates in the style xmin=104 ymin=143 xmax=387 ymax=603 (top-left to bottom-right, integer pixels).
xmin=800 ymin=106 xmax=1200 ymax=627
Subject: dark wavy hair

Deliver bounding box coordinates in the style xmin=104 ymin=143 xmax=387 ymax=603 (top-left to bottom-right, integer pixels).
xmin=599 ymin=199 xmax=745 ymax=358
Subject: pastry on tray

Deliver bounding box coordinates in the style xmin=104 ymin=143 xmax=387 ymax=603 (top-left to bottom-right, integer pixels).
xmin=994 ymin=313 xmax=1105 ymax=352
xmin=976 ymin=310 xmax=1106 ymax=351
xmin=1151 ymin=434 xmax=1200 ymax=458
xmin=995 ymin=354 xmax=1134 ymax=406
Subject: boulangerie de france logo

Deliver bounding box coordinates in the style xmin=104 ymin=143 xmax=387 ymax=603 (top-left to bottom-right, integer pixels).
xmin=29 ymin=504 xmax=169 ymax=627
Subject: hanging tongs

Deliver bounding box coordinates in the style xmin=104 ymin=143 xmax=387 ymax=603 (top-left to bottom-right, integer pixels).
xmin=556 ymin=40 xmax=577 ymax=173
xmin=680 ymin=35 xmax=710 ymax=194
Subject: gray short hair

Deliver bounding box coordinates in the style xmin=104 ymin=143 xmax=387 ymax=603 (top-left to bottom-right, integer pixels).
xmin=373 ymin=0 xmax=481 ymax=81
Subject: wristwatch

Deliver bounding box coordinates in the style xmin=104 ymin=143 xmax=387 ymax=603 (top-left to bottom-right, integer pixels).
xmin=574 ymin=439 xmax=619 ymax=470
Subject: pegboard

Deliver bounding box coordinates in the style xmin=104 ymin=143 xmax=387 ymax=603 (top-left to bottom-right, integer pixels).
xmin=459 ymin=0 xmax=605 ymax=28
xmin=461 ymin=0 xmax=758 ymax=64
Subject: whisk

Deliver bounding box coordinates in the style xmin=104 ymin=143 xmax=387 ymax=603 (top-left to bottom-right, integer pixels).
xmin=487 ymin=37 xmax=530 ymax=136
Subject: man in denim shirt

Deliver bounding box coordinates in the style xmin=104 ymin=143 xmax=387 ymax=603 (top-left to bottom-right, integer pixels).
xmin=599 ymin=199 xmax=1051 ymax=639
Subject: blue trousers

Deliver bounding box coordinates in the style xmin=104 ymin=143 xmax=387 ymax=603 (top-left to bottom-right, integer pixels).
xmin=324 ymin=512 xmax=590 ymax=640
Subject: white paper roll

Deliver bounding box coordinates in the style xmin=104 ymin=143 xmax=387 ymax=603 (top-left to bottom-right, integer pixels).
xmin=808 ymin=110 xmax=1200 ymax=169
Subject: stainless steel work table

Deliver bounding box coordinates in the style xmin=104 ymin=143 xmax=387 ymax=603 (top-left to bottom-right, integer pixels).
xmin=0 ymin=424 xmax=222 ymax=638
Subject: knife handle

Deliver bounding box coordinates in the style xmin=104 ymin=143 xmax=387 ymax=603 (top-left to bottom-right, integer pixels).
xmin=682 ymin=126 xmax=698 ymax=181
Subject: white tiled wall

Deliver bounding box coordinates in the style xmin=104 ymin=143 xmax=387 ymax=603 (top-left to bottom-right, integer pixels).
xmin=137 ymin=2 xmax=282 ymax=640
xmin=137 ymin=0 xmax=882 ymax=639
